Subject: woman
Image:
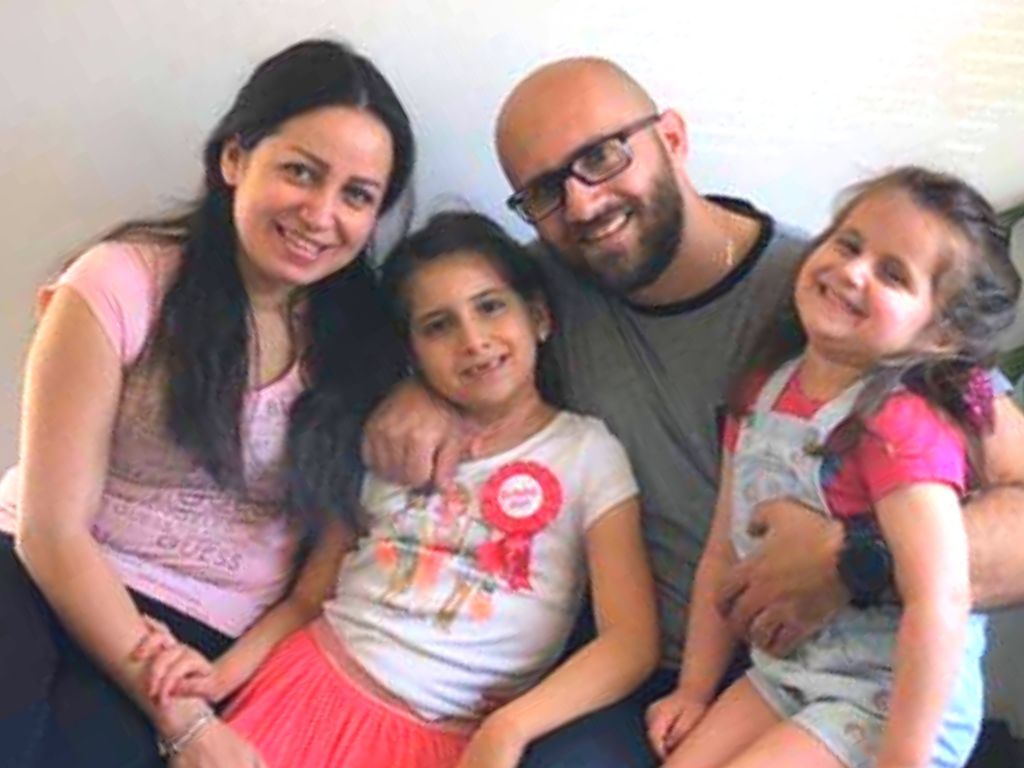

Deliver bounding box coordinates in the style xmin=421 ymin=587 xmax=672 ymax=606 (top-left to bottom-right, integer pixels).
xmin=0 ymin=39 xmax=413 ymax=767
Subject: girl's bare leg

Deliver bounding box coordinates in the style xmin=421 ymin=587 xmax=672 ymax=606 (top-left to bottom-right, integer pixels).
xmin=722 ymin=720 xmax=845 ymax=768
xmin=663 ymin=678 xmax=780 ymax=768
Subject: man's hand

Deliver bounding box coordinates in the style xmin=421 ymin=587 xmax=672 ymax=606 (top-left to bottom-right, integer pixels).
xmin=717 ymin=498 xmax=848 ymax=656
xmin=361 ymin=378 xmax=471 ymax=488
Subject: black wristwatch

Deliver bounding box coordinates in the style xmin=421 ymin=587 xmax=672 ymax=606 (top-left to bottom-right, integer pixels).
xmin=836 ymin=515 xmax=894 ymax=609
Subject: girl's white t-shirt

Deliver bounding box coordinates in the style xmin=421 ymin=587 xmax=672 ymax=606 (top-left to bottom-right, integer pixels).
xmin=322 ymin=411 xmax=638 ymax=720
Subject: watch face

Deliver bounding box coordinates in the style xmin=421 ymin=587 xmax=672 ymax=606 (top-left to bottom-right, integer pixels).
xmin=848 ymin=544 xmax=887 ymax=590
xmin=839 ymin=531 xmax=893 ymax=603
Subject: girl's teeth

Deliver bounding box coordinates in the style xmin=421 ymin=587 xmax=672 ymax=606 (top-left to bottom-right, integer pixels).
xmin=832 ymin=290 xmax=860 ymax=315
xmin=466 ymin=358 xmax=504 ymax=377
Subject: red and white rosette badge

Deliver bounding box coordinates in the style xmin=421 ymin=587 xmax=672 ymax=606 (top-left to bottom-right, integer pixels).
xmin=478 ymin=461 xmax=563 ymax=592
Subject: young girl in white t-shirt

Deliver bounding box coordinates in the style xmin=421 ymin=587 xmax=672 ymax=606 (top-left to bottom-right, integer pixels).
xmin=141 ymin=211 xmax=659 ymax=768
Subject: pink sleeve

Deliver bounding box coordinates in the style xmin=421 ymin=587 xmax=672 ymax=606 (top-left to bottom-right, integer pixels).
xmin=39 ymin=242 xmax=163 ymax=365
xmin=854 ymin=393 xmax=968 ymax=502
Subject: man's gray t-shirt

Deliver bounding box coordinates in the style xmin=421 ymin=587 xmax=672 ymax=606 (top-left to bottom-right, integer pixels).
xmin=540 ymin=198 xmax=808 ymax=667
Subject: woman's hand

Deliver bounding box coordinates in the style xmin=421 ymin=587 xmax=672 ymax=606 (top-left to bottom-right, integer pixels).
xmin=168 ymin=718 xmax=267 ymax=768
xmin=146 ymin=642 xmax=223 ymax=705
xmin=645 ymin=686 xmax=709 ymax=759
xmin=133 ymin=617 xmax=225 ymax=705
xmin=456 ymin=715 xmax=527 ymax=768
xmin=130 ymin=615 xmax=180 ymax=660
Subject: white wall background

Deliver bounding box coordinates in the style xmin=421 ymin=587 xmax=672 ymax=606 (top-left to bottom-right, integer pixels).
xmin=2 ymin=0 xmax=1023 ymax=731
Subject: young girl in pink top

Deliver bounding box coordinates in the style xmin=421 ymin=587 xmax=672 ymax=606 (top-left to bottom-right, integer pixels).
xmin=140 ymin=211 xmax=659 ymax=768
xmin=0 ymin=40 xmax=413 ymax=767
xmin=647 ymin=167 xmax=1020 ymax=768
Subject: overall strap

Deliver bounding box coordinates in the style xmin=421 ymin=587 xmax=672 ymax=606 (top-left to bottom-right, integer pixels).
xmin=812 ymin=377 xmax=868 ymax=436
xmin=751 ymin=356 xmax=802 ymax=413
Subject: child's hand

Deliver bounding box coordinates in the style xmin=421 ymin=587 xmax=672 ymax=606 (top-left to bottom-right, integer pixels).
xmin=456 ymin=714 xmax=526 ymax=768
xmin=131 ymin=615 xmax=180 ymax=663
xmin=145 ymin=642 xmax=220 ymax=706
xmin=132 ymin=615 xmax=226 ymax=705
xmin=645 ymin=686 xmax=709 ymax=759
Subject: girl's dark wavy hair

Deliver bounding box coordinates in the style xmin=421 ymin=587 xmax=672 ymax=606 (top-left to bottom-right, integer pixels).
xmin=94 ymin=39 xmax=415 ymax=528
xmin=732 ymin=166 xmax=1021 ymax=474
xmin=380 ymin=211 xmax=563 ymax=407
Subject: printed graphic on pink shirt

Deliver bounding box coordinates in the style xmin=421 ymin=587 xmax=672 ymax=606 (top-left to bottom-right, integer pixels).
xmin=0 ymin=242 xmax=304 ymax=637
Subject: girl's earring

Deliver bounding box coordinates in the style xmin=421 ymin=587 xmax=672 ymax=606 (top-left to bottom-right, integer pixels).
xmin=538 ymin=329 xmax=550 ymax=344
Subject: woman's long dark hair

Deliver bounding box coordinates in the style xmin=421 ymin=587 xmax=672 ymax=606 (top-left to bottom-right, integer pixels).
xmin=732 ymin=167 xmax=1021 ymax=474
xmin=99 ymin=39 xmax=415 ymax=528
xmin=380 ymin=211 xmax=563 ymax=407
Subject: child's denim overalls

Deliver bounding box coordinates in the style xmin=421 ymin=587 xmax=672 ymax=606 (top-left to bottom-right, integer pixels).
xmin=731 ymin=358 xmax=986 ymax=768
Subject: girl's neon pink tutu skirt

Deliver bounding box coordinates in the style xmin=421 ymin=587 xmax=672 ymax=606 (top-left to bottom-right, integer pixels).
xmin=224 ymin=619 xmax=474 ymax=768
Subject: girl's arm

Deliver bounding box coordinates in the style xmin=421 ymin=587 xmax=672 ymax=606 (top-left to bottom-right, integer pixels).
xmin=718 ymin=394 xmax=1024 ymax=658
xmin=646 ymin=453 xmax=740 ymax=757
xmin=15 ymin=287 xmax=222 ymax=741
xmin=874 ymin=482 xmax=971 ymax=768
xmin=459 ymin=496 xmax=658 ymax=768
xmin=675 ymin=453 xmax=741 ymax=699
xmin=149 ymin=518 xmax=354 ymax=704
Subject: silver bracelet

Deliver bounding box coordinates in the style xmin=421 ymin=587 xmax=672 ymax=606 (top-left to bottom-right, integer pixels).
xmin=156 ymin=704 xmax=216 ymax=758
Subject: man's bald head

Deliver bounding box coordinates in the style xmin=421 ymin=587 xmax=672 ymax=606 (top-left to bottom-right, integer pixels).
xmin=493 ymin=58 xmax=692 ymax=299
xmin=496 ymin=58 xmax=658 ymax=187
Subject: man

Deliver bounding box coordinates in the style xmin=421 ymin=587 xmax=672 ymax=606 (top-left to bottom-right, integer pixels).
xmin=364 ymin=57 xmax=1024 ymax=766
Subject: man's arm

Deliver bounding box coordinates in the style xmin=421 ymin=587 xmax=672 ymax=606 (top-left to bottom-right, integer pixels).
xmin=719 ymin=393 xmax=1024 ymax=655
xmin=963 ymin=394 xmax=1024 ymax=608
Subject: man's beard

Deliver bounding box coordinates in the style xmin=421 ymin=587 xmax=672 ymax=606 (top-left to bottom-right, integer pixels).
xmin=567 ymin=170 xmax=684 ymax=296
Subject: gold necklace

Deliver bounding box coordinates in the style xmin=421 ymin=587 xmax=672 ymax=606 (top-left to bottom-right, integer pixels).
xmin=721 ymin=234 xmax=735 ymax=270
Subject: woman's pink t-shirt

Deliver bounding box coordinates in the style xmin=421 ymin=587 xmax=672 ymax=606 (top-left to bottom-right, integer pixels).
xmin=0 ymin=241 xmax=304 ymax=637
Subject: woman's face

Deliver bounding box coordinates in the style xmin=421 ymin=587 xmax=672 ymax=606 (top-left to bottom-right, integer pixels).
xmin=221 ymin=105 xmax=394 ymax=301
